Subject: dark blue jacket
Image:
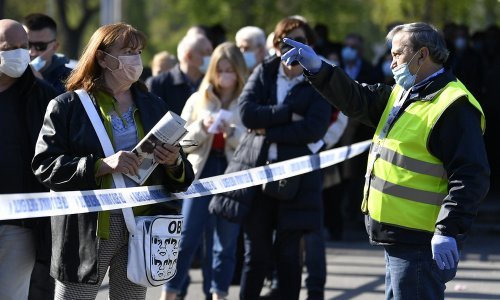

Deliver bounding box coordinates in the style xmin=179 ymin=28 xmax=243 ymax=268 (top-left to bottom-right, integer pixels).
xmin=146 ymin=64 xmax=200 ymax=115
xmin=41 ymin=54 xmax=72 ymax=95
xmin=239 ymin=56 xmax=331 ymax=230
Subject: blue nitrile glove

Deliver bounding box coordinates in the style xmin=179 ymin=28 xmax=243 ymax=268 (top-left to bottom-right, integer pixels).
xmin=281 ymin=38 xmax=322 ymax=74
xmin=431 ymin=235 xmax=459 ymax=270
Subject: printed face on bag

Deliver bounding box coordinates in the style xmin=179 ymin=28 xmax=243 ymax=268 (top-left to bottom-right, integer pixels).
xmin=151 ymin=236 xmax=179 ymax=280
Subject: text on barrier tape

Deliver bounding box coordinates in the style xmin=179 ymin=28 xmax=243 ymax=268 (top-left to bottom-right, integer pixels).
xmin=0 ymin=140 xmax=371 ymax=220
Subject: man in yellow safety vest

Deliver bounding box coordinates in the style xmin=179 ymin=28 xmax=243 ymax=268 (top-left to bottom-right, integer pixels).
xmin=281 ymin=22 xmax=490 ymax=299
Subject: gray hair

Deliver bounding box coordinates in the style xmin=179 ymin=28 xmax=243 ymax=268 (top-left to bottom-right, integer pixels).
xmin=235 ymin=26 xmax=266 ymax=49
xmin=387 ymin=22 xmax=449 ymax=64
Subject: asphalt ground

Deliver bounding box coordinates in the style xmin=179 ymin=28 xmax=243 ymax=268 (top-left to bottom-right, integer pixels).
xmin=97 ymin=225 xmax=500 ymax=300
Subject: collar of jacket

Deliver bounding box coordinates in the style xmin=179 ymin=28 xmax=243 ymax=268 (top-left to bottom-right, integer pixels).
xmin=171 ymin=64 xmax=190 ymax=85
xmin=409 ymin=69 xmax=457 ymax=102
xmin=41 ymin=54 xmax=70 ymax=76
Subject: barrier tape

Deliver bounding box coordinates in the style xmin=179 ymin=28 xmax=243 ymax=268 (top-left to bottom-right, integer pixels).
xmin=0 ymin=140 xmax=371 ymax=220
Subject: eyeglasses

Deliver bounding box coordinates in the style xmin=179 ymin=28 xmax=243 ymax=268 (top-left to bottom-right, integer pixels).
xmin=28 ymin=40 xmax=55 ymax=52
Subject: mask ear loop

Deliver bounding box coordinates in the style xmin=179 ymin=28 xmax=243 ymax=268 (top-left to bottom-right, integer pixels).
xmin=413 ymin=48 xmax=425 ymax=79
xmin=103 ymin=51 xmax=122 ymax=72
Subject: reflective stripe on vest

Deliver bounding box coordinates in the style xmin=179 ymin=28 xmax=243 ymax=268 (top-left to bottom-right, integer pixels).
xmin=362 ymin=80 xmax=485 ymax=233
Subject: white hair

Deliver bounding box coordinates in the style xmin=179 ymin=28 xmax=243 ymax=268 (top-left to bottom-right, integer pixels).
xmin=235 ymin=26 xmax=266 ymax=49
xmin=176 ymin=33 xmax=208 ymax=61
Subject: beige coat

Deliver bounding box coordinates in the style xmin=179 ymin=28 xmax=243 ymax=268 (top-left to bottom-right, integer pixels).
xmin=180 ymin=85 xmax=245 ymax=179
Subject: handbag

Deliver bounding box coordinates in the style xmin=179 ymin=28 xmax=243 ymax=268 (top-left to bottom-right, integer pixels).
xmin=209 ymin=130 xmax=266 ymax=222
xmin=76 ymin=89 xmax=183 ymax=287
xmin=262 ymin=175 xmax=301 ymax=201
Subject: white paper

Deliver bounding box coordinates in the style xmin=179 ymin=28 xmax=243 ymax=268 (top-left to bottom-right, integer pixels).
xmin=207 ymin=109 xmax=233 ymax=134
xmin=124 ymin=111 xmax=188 ymax=185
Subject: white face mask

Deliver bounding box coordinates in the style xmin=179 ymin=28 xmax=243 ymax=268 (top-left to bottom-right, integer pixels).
xmin=0 ymin=48 xmax=31 ymax=78
xmin=199 ymin=55 xmax=211 ymax=74
xmin=243 ymin=51 xmax=257 ymax=69
xmin=104 ymin=52 xmax=143 ymax=84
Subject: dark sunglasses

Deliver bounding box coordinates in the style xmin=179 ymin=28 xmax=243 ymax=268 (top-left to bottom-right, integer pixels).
xmin=28 ymin=40 xmax=55 ymax=52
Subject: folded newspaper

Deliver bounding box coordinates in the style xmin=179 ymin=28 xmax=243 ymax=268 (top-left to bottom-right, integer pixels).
xmin=125 ymin=111 xmax=188 ymax=185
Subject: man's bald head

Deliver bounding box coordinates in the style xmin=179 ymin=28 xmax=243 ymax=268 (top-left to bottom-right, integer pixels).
xmin=0 ymin=19 xmax=28 ymax=51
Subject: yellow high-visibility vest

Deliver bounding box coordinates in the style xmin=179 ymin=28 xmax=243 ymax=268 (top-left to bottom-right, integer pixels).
xmin=361 ymin=80 xmax=485 ymax=232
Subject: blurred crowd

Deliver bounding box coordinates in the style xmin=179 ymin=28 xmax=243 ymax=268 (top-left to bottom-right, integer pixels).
xmin=0 ymin=11 xmax=498 ymax=300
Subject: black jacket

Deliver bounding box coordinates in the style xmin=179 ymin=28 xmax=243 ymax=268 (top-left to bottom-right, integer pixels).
xmin=32 ymin=84 xmax=195 ymax=283
xmin=237 ymin=56 xmax=331 ymax=231
xmin=0 ymin=67 xmax=56 ymax=226
xmin=306 ymin=62 xmax=490 ymax=246
xmin=146 ymin=64 xmax=200 ymax=115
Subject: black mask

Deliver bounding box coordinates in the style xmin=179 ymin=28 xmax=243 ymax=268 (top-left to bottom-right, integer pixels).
xmin=279 ymin=36 xmax=307 ymax=66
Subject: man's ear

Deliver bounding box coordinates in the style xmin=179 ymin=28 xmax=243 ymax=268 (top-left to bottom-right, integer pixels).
xmin=420 ymin=47 xmax=429 ymax=61
xmin=184 ymin=51 xmax=192 ymax=63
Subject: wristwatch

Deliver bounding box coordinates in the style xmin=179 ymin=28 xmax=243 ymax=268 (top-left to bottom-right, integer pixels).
xmin=166 ymin=155 xmax=182 ymax=169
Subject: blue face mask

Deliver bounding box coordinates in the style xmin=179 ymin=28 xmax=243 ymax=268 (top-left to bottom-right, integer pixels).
xmin=392 ymin=49 xmax=422 ymax=90
xmin=454 ymin=37 xmax=467 ymax=51
xmin=199 ymin=55 xmax=211 ymax=74
xmin=30 ymin=56 xmax=47 ymax=72
xmin=243 ymin=51 xmax=257 ymax=69
xmin=341 ymin=46 xmax=357 ymax=62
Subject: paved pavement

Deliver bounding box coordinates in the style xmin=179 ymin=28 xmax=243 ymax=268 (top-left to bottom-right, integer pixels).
xmin=97 ymin=225 xmax=500 ymax=300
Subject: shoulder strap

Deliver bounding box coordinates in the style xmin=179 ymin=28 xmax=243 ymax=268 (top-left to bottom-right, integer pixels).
xmin=75 ymin=89 xmax=137 ymax=234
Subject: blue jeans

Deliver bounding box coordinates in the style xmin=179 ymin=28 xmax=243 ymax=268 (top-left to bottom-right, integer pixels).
xmin=384 ymin=244 xmax=458 ymax=300
xmin=304 ymin=229 xmax=326 ymax=298
xmin=164 ymin=153 xmax=240 ymax=297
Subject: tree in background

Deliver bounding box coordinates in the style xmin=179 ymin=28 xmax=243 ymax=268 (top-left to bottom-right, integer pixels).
xmin=0 ymin=0 xmax=498 ymax=64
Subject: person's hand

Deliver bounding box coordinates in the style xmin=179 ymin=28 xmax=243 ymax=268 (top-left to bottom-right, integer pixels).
xmin=202 ymin=114 xmax=215 ymax=132
xmin=254 ymin=128 xmax=266 ymax=136
xmin=281 ymin=38 xmax=322 ymax=73
xmin=154 ymin=143 xmax=181 ymax=166
xmin=98 ymin=151 xmax=141 ymax=176
xmin=219 ymin=120 xmax=236 ymax=137
xmin=431 ymin=235 xmax=459 ymax=270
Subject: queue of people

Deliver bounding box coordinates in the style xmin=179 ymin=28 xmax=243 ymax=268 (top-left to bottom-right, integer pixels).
xmin=0 ymin=10 xmax=497 ymax=300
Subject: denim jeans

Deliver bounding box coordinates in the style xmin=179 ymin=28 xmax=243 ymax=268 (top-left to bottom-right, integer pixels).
xmin=0 ymin=225 xmax=35 ymax=300
xmin=384 ymin=244 xmax=458 ymax=300
xmin=164 ymin=152 xmax=240 ymax=297
xmin=304 ymin=229 xmax=326 ymax=298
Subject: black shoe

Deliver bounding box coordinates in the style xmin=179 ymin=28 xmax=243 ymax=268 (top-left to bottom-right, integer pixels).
xmin=306 ymin=291 xmax=324 ymax=300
